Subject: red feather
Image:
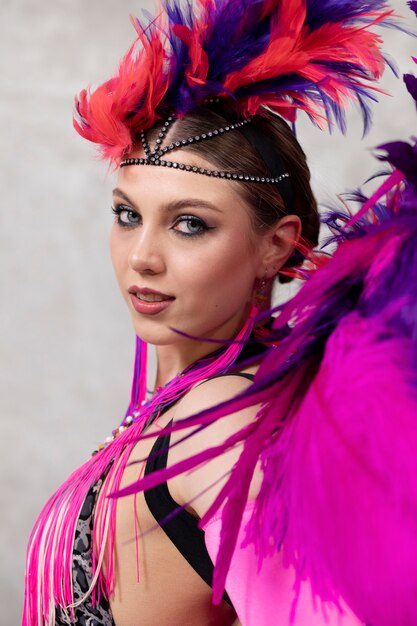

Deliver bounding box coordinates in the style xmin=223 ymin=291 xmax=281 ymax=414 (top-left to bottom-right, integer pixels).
xmin=73 ymin=28 xmax=170 ymax=162
xmin=173 ymin=24 xmax=209 ymax=86
xmin=224 ymin=6 xmax=389 ymax=124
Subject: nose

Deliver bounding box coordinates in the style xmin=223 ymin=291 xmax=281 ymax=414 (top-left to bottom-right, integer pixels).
xmin=128 ymin=227 xmax=166 ymax=275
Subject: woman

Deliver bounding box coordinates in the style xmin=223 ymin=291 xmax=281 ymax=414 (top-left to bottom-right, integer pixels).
xmin=105 ymin=110 xmax=318 ymax=626
xmin=24 ymin=1 xmax=417 ymax=625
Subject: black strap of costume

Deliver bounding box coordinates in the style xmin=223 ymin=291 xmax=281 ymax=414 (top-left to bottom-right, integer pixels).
xmin=143 ymin=372 xmax=255 ymax=607
xmin=239 ymin=123 xmax=294 ymax=211
xmin=201 ymin=371 xmax=255 ymax=383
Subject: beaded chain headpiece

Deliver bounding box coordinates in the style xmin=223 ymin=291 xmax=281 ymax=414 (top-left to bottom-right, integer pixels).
xmin=120 ymin=112 xmax=295 ymax=211
xmin=120 ymin=116 xmax=289 ymax=185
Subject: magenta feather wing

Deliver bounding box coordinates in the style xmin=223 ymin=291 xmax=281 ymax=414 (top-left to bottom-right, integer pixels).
xmin=275 ymin=311 xmax=417 ymax=625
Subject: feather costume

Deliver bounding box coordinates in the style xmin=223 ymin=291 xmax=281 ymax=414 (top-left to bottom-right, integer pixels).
xmin=23 ymin=0 xmax=415 ymax=625
xmin=116 ymin=62 xmax=417 ymax=625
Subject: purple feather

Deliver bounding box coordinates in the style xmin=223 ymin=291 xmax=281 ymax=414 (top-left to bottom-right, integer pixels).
xmin=377 ymin=140 xmax=417 ymax=185
xmin=404 ymin=72 xmax=417 ymax=107
xmin=409 ymin=0 xmax=417 ymax=17
xmin=306 ymin=0 xmax=389 ymax=28
xmin=203 ymin=1 xmax=273 ymax=77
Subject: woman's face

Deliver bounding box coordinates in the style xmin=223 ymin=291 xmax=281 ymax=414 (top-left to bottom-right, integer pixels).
xmin=110 ymin=149 xmax=274 ymax=349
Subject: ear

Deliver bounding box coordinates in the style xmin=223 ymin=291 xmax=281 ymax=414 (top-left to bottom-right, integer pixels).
xmin=257 ymin=215 xmax=302 ymax=279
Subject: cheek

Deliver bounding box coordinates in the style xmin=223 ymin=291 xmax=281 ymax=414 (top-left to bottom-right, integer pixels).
xmin=175 ymin=236 xmax=256 ymax=307
xmin=109 ymin=228 xmax=126 ymax=285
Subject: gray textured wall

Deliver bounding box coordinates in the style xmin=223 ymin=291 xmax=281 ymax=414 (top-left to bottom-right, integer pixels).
xmin=1 ymin=2 xmax=415 ymax=624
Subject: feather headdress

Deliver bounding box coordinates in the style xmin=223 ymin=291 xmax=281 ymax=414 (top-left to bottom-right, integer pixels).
xmin=74 ymin=0 xmax=394 ymax=164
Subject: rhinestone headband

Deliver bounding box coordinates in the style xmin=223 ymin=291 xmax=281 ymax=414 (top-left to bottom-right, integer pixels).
xmin=119 ymin=115 xmax=291 ymax=187
xmin=121 ymin=156 xmax=290 ymax=185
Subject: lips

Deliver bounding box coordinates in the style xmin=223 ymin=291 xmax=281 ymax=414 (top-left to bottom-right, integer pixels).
xmin=128 ymin=286 xmax=175 ymax=315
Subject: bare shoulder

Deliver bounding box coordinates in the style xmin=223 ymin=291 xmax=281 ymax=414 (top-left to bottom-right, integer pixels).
xmin=169 ymin=370 xmax=262 ymax=517
xmin=175 ymin=370 xmax=259 ymax=442
xmin=179 ymin=369 xmax=257 ymax=414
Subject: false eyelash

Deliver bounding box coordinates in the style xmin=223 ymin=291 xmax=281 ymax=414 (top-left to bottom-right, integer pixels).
xmin=111 ymin=205 xmax=139 ymax=229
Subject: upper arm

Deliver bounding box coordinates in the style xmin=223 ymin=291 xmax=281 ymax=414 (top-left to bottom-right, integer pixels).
xmin=168 ymin=375 xmax=262 ymax=519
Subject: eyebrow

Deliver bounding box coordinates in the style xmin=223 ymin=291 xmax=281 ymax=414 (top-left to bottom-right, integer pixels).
xmin=112 ymin=187 xmax=222 ymax=214
xmin=113 ymin=187 xmax=137 ymax=207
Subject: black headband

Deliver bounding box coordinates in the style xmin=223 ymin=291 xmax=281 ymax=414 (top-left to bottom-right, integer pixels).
xmin=239 ymin=123 xmax=294 ymax=212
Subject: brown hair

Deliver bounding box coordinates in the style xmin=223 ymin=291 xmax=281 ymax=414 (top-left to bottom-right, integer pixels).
xmin=145 ymin=108 xmax=319 ymax=283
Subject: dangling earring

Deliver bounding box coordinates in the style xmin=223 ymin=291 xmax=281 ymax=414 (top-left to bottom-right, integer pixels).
xmin=254 ymin=276 xmax=269 ymax=310
xmin=253 ymin=264 xmax=278 ymax=310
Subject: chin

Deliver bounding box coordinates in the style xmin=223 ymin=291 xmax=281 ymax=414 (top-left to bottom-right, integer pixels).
xmin=131 ymin=319 xmax=186 ymax=346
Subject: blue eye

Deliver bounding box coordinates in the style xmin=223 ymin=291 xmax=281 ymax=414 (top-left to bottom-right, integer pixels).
xmin=111 ymin=205 xmax=140 ymax=228
xmin=173 ymin=215 xmax=212 ymax=237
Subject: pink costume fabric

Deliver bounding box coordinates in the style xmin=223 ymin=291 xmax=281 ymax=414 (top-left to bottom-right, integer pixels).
xmin=203 ymin=504 xmax=363 ymax=625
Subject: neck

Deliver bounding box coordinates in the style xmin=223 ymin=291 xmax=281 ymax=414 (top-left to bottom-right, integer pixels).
xmin=153 ymin=308 xmax=251 ymax=390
